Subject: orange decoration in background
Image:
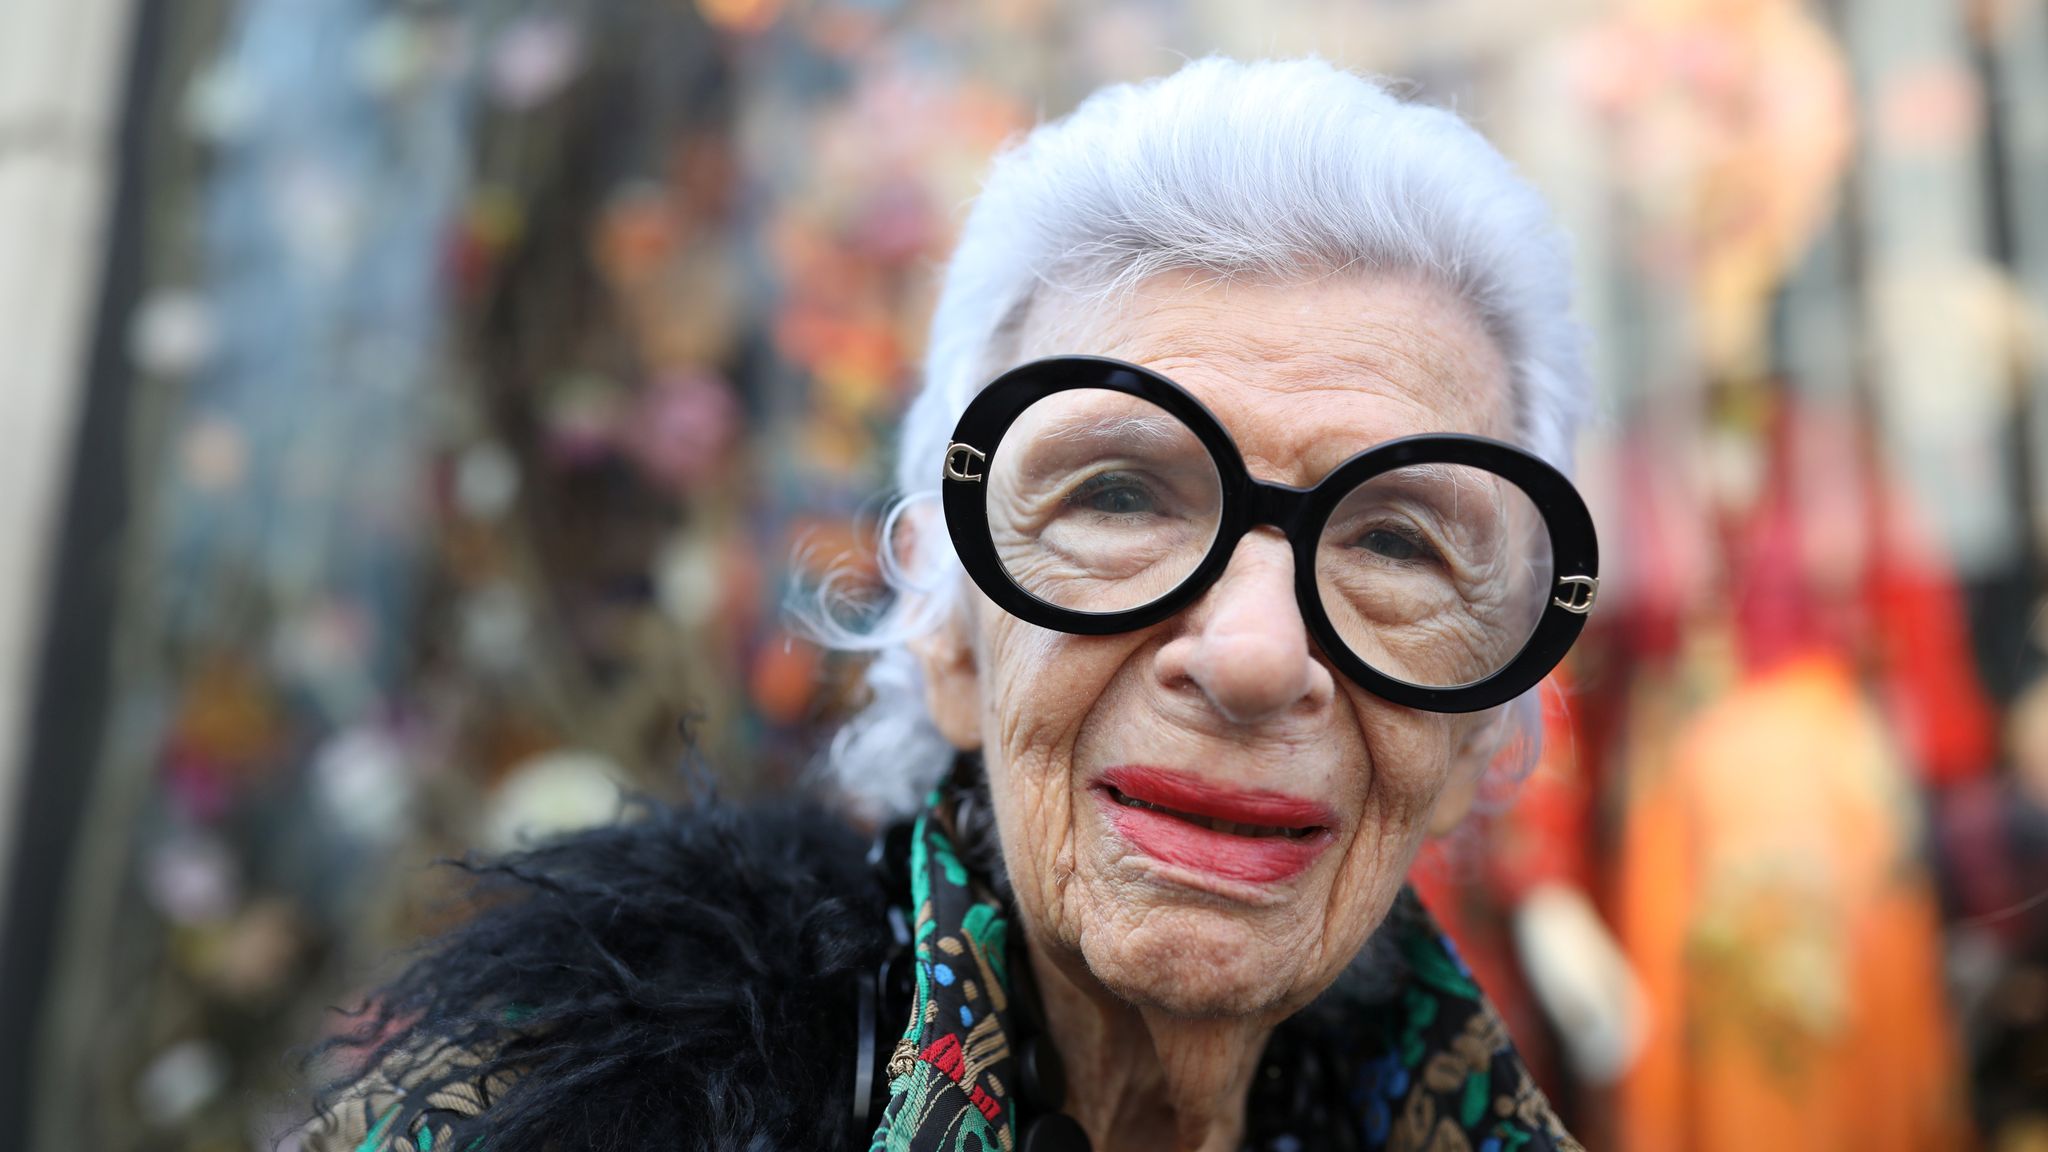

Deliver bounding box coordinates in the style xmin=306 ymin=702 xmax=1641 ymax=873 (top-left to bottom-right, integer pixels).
xmin=1615 ymin=655 xmax=1976 ymax=1152
xmin=696 ymin=0 xmax=782 ymax=36
xmin=750 ymin=633 xmax=823 ymax=726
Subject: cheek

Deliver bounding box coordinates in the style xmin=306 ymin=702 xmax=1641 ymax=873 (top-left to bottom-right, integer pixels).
xmin=1357 ymin=695 xmax=1457 ymax=794
xmin=1349 ymin=697 xmax=1464 ymax=859
xmin=978 ymin=615 xmax=1092 ymax=763
xmin=971 ymin=610 xmax=1150 ymax=934
xmin=1307 ymin=701 xmax=1462 ymax=960
xmin=970 ymin=614 xmax=1089 ymax=848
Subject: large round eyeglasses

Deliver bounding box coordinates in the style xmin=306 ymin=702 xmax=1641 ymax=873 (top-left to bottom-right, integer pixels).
xmin=939 ymin=356 xmax=1600 ymax=714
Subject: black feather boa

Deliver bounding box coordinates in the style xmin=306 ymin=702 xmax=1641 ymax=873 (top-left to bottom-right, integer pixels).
xmin=312 ymin=797 xmax=891 ymax=1152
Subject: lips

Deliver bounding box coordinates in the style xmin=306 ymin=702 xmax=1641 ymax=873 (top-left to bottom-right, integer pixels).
xmin=1094 ymin=765 xmax=1337 ymax=885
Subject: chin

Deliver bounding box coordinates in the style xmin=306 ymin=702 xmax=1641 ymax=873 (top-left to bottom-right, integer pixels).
xmin=1080 ymin=906 xmax=1308 ymax=1019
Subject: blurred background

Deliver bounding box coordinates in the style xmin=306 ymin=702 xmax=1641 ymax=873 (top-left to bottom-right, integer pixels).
xmin=3 ymin=0 xmax=2046 ymax=1149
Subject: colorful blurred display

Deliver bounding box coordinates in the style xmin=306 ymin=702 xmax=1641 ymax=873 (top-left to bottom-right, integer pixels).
xmin=7 ymin=0 xmax=2048 ymax=1150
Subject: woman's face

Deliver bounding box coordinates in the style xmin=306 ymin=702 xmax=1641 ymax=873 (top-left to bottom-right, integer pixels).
xmin=915 ymin=270 xmax=1515 ymax=1020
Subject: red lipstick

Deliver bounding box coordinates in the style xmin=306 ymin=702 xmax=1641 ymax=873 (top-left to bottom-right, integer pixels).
xmin=1094 ymin=765 xmax=1337 ymax=885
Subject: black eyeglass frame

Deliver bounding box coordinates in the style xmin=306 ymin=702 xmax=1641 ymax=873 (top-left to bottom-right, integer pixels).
xmin=939 ymin=355 xmax=1601 ymax=714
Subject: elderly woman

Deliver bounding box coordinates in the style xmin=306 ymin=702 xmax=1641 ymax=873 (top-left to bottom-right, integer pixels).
xmin=309 ymin=58 xmax=1596 ymax=1152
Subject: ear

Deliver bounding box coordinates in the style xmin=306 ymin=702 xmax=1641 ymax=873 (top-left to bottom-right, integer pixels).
xmin=911 ymin=600 xmax=983 ymax=752
xmin=1429 ymin=705 xmax=1510 ymax=835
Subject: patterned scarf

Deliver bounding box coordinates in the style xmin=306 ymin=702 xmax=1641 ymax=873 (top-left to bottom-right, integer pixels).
xmin=868 ymin=802 xmax=1585 ymax=1152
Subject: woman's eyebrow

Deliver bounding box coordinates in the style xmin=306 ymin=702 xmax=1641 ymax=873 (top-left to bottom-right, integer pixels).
xmin=1037 ymin=410 xmax=1187 ymax=447
xmin=1373 ymin=464 xmax=1510 ymax=534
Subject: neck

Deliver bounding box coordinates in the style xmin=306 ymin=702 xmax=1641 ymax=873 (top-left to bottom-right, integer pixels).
xmin=1026 ymin=939 xmax=1278 ymax=1152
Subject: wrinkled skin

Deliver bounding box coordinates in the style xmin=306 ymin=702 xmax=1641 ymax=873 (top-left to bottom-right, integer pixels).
xmin=912 ymin=269 xmax=1516 ymax=1152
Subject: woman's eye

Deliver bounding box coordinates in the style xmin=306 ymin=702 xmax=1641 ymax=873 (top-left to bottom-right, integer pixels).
xmin=1068 ymin=473 xmax=1158 ymax=516
xmin=1357 ymin=525 xmax=1430 ymax=562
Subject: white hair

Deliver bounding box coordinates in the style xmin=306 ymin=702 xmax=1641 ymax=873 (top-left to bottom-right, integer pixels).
xmin=798 ymin=57 xmax=1590 ymax=817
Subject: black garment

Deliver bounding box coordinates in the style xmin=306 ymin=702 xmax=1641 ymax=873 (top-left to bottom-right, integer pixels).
xmin=309 ymin=799 xmax=891 ymax=1152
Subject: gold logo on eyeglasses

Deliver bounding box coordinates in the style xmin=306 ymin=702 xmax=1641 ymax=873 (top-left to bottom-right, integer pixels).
xmin=944 ymin=443 xmax=986 ymax=483
xmin=1553 ymin=575 xmax=1598 ymax=615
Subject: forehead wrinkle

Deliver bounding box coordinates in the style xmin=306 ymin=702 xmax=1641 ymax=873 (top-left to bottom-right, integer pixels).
xmin=1211 ymin=374 xmax=1496 ymax=481
xmin=1127 ymin=299 xmax=1457 ymax=381
xmin=1015 ymin=272 xmax=1516 ymax=467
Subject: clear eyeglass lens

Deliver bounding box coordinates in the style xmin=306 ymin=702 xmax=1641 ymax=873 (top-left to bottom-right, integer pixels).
xmin=987 ymin=388 xmax=1224 ymax=614
xmin=1314 ymin=463 xmax=1553 ymax=689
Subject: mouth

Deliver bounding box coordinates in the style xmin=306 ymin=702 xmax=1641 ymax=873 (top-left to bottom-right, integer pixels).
xmin=1093 ymin=766 xmax=1337 ymax=886
xmin=1103 ymin=787 xmax=1322 ymax=839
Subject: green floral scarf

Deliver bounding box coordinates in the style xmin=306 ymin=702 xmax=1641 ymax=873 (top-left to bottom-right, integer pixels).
xmin=868 ymin=804 xmax=1585 ymax=1152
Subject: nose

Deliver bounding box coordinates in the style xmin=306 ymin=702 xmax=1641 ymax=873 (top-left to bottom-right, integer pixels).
xmin=1152 ymin=530 xmax=1336 ymax=724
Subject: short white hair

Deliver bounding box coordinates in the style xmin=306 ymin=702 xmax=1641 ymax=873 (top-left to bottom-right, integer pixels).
xmin=801 ymin=57 xmax=1589 ymax=817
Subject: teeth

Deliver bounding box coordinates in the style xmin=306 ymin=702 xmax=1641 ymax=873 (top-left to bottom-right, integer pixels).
xmin=1113 ymin=791 xmax=1315 ymax=839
